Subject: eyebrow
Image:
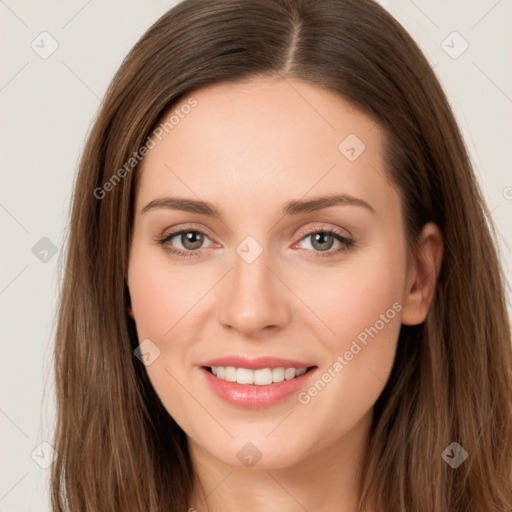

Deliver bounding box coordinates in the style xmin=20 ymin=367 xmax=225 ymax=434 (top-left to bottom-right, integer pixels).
xmin=141 ymin=193 xmax=376 ymax=217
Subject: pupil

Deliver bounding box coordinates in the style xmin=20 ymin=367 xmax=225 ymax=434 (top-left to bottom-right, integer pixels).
xmin=179 ymin=232 xmax=335 ymax=252
xmin=313 ymin=233 xmax=333 ymax=251
xmin=183 ymin=231 xmax=203 ymax=250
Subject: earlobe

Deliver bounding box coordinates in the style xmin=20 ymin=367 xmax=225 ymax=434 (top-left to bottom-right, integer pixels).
xmin=128 ymin=306 xmax=134 ymax=319
xmin=401 ymin=222 xmax=444 ymax=326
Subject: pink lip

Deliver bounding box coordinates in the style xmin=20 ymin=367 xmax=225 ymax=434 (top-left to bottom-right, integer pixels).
xmin=199 ymin=365 xmax=319 ymax=409
xmin=200 ymin=355 xmax=315 ymax=370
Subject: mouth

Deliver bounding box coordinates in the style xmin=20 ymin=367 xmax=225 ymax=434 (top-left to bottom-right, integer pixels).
xmin=198 ymin=354 xmax=319 ymax=408
xmin=200 ymin=364 xmax=319 ymax=408
xmin=202 ymin=365 xmax=317 ymax=385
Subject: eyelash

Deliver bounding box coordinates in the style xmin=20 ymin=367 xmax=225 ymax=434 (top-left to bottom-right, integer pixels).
xmin=153 ymin=224 xmax=355 ymax=259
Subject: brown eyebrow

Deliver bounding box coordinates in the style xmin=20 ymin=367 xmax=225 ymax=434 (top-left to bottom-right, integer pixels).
xmin=141 ymin=193 xmax=376 ymax=217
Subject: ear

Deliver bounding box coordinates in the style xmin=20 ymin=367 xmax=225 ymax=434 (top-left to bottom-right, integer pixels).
xmin=401 ymin=222 xmax=444 ymax=326
xmin=128 ymin=305 xmax=135 ymax=319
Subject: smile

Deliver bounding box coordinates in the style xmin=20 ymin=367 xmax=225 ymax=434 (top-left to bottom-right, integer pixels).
xmin=201 ymin=365 xmax=318 ymax=408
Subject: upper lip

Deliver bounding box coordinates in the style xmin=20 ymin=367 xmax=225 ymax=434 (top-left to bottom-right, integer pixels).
xmin=200 ymin=355 xmax=316 ymax=370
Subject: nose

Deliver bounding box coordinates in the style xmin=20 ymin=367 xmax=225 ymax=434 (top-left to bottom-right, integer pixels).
xmin=218 ymin=246 xmax=291 ymax=336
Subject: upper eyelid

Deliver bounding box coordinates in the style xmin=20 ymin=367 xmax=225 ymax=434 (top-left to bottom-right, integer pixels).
xmin=160 ymin=223 xmax=350 ymax=239
xmin=160 ymin=223 xmax=215 ymax=242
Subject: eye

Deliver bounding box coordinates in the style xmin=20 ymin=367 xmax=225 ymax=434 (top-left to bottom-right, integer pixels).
xmin=154 ymin=224 xmax=355 ymax=259
xmin=293 ymin=226 xmax=354 ymax=257
xmin=154 ymin=226 xmax=214 ymax=258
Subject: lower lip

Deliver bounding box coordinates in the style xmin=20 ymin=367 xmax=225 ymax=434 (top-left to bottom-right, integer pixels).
xmin=200 ymin=366 xmax=318 ymax=409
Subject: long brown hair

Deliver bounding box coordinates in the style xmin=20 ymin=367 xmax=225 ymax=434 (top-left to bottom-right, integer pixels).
xmin=50 ymin=0 xmax=512 ymax=510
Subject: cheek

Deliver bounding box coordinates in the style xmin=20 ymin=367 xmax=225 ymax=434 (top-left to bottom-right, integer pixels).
xmin=128 ymin=245 xmax=201 ymax=339
xmin=294 ymin=244 xmax=405 ymax=428
xmin=304 ymin=246 xmax=405 ymax=343
xmin=127 ymin=248 xmax=201 ymax=420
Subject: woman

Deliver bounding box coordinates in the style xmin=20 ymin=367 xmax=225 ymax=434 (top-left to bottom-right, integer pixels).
xmin=51 ymin=0 xmax=512 ymax=510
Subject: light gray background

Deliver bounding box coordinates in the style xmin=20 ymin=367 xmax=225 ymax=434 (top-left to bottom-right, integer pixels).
xmin=1 ymin=1 xmax=511 ymax=510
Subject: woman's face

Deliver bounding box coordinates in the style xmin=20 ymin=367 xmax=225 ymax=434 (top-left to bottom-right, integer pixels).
xmin=127 ymin=77 xmax=419 ymax=469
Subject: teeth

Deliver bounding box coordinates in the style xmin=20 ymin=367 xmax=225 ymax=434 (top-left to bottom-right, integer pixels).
xmin=272 ymin=367 xmax=285 ymax=382
xmin=237 ymin=367 xmax=254 ymax=384
xmin=284 ymin=367 xmax=296 ymax=380
xmin=224 ymin=366 xmax=237 ymax=382
xmin=209 ymin=366 xmax=309 ymax=385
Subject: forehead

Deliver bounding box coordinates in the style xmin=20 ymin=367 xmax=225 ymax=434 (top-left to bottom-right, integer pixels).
xmin=135 ymin=77 xmax=394 ymax=218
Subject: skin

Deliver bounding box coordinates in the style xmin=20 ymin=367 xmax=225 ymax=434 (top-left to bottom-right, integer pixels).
xmin=127 ymin=76 xmax=444 ymax=512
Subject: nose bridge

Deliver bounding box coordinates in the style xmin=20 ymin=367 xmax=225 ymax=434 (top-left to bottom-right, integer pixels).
xmin=218 ymin=235 xmax=290 ymax=334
